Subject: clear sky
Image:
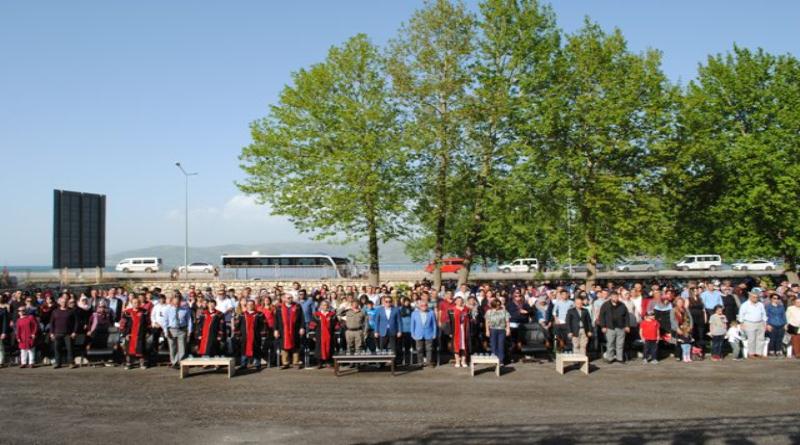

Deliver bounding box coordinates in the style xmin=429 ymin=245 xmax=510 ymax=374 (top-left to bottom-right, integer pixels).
xmin=1 ymin=1 xmax=798 ymax=265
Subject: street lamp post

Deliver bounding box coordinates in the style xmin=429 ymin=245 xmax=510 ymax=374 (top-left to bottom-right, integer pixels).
xmin=175 ymin=162 xmax=198 ymax=280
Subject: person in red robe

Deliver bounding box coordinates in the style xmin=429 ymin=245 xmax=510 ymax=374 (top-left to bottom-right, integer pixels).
xmin=259 ymin=297 xmax=276 ymax=367
xmin=235 ymin=300 xmax=265 ymax=370
xmin=274 ymin=293 xmax=305 ymax=369
xmin=15 ymin=307 xmax=38 ymax=368
xmin=120 ymin=296 xmax=150 ymax=370
xmin=450 ymin=296 xmax=471 ymax=368
xmin=313 ymin=300 xmax=337 ymax=368
xmin=196 ymin=299 xmax=225 ymax=357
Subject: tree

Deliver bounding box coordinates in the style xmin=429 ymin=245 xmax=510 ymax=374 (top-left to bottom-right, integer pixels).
xmin=454 ymin=0 xmax=561 ymax=284
xmin=673 ymin=47 xmax=800 ymax=280
xmin=520 ymin=20 xmax=678 ymax=287
xmin=387 ymin=0 xmax=476 ymax=290
xmin=238 ymin=34 xmax=409 ymax=286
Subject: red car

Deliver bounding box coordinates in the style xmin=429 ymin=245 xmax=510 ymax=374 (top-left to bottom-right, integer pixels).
xmin=424 ymin=257 xmax=465 ymax=273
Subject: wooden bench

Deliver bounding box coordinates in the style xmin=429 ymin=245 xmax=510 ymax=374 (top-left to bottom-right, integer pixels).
xmin=470 ymin=354 xmax=500 ymax=377
xmin=555 ymin=353 xmax=589 ymax=375
xmin=179 ymin=357 xmax=235 ymax=379
xmin=333 ymin=354 xmax=396 ymax=377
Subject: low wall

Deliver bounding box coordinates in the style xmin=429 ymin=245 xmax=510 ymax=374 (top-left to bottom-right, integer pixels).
xmin=125 ymin=279 xmax=417 ymax=293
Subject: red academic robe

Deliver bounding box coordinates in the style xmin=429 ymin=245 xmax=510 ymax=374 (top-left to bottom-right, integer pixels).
xmin=121 ymin=307 xmax=150 ymax=357
xmin=236 ymin=311 xmax=265 ymax=358
xmin=450 ymin=306 xmax=471 ymax=354
xmin=313 ymin=310 xmax=336 ymax=361
xmin=274 ymin=303 xmax=304 ymax=351
xmin=197 ymin=309 xmax=225 ymax=356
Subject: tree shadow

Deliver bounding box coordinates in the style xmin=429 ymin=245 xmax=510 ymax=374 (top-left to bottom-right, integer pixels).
xmin=360 ymin=413 xmax=800 ymax=445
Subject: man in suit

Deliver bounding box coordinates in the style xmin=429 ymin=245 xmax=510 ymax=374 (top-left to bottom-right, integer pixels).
xmin=373 ymin=296 xmax=402 ymax=358
xmin=410 ymin=300 xmax=437 ymax=367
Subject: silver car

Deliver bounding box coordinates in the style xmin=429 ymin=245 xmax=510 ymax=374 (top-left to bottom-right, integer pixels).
xmin=616 ymin=260 xmax=656 ymax=272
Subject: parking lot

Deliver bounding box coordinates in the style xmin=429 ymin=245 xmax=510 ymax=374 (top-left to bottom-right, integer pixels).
xmin=1 ymin=358 xmax=798 ymax=444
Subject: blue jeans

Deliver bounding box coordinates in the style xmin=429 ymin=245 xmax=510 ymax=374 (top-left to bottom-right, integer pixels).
xmin=240 ymin=355 xmax=261 ymax=369
xmin=711 ymin=335 xmax=724 ymax=357
xmin=489 ymin=329 xmax=506 ymax=364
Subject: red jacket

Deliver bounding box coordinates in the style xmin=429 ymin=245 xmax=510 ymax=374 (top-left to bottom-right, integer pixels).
xmin=15 ymin=314 xmax=39 ymax=349
xmin=639 ymin=318 xmax=660 ymax=341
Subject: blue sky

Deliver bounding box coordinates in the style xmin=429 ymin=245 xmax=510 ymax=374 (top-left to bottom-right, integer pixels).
xmin=1 ymin=1 xmax=798 ymax=265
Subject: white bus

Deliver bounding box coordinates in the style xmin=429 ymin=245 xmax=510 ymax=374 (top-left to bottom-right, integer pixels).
xmin=220 ymin=253 xmax=356 ymax=280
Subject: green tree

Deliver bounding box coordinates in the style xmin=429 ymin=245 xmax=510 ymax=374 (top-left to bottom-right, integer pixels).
xmin=520 ymin=20 xmax=678 ymax=286
xmin=387 ymin=0 xmax=476 ymax=289
xmin=238 ymin=34 xmax=409 ymax=286
xmin=673 ymin=47 xmax=800 ymax=278
xmin=454 ymin=0 xmax=561 ymax=284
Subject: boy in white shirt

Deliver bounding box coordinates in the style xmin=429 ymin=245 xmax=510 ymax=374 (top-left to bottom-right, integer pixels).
xmin=725 ymin=320 xmax=744 ymax=360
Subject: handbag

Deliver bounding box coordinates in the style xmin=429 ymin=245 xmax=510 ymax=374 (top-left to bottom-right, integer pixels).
xmin=787 ymin=324 xmax=799 ymax=335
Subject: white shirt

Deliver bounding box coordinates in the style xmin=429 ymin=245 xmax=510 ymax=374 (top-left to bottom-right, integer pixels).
xmin=150 ymin=302 xmax=167 ymax=327
xmin=384 ymin=307 xmax=392 ymax=319
xmin=216 ymin=297 xmax=235 ymax=315
xmin=738 ymin=300 xmax=767 ymax=323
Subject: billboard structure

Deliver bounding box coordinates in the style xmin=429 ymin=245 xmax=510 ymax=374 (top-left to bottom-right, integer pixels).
xmin=53 ymin=190 xmax=106 ymax=269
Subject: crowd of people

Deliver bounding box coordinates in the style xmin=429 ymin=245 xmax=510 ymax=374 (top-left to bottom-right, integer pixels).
xmin=1 ymin=277 xmax=799 ymax=371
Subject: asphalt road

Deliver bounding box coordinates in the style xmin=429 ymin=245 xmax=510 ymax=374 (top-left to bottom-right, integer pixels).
xmin=1 ymin=358 xmax=798 ymax=444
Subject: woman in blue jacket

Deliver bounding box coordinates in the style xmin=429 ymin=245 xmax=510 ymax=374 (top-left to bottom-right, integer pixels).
xmin=766 ymin=295 xmax=787 ymax=356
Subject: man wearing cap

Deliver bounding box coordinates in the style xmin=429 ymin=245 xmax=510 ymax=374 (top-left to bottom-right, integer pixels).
xmin=737 ymin=291 xmax=767 ymax=358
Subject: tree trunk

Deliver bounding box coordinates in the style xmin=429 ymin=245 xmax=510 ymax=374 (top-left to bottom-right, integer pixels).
xmin=367 ymin=226 xmax=380 ymax=287
xmin=458 ymin=245 xmax=473 ymax=286
xmin=366 ymin=206 xmax=380 ymax=287
xmin=784 ymin=254 xmax=799 ymax=285
xmin=584 ymin=218 xmax=598 ymax=290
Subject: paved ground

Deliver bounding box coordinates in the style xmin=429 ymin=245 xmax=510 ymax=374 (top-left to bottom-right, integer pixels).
xmin=1 ymin=358 xmax=798 ymax=445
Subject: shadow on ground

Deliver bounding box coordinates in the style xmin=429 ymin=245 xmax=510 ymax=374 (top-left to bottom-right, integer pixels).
xmin=363 ymin=413 xmax=800 ymax=445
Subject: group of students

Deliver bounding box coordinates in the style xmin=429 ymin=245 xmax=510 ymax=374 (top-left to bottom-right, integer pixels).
xmin=1 ymin=277 xmax=799 ymax=372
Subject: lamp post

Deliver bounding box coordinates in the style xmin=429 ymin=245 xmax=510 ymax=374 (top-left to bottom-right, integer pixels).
xmin=175 ymin=162 xmax=198 ymax=280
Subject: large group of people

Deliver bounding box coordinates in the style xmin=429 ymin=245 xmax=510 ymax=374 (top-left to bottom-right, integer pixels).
xmin=1 ymin=277 xmax=799 ymax=371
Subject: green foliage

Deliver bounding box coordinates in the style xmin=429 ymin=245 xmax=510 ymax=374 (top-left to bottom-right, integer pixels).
xmin=670 ymin=47 xmax=800 ymax=268
xmin=238 ymin=34 xmax=410 ymax=284
xmin=239 ymin=1 xmax=799 ymax=281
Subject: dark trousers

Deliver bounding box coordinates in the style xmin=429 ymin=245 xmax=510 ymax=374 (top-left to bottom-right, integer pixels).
xmin=768 ymin=325 xmax=784 ymax=354
xmin=415 ymin=339 xmax=433 ymax=365
xmin=149 ymin=328 xmax=163 ymax=364
xmin=711 ymin=335 xmax=725 ymax=357
xmin=554 ymin=324 xmax=570 ymax=349
xmin=489 ymin=329 xmax=506 ymax=364
xmin=644 ymin=340 xmax=658 ymax=361
xmin=398 ymin=332 xmax=414 ymax=365
xmin=53 ymin=334 xmax=73 ymax=366
xmin=377 ymin=335 xmax=397 ymax=353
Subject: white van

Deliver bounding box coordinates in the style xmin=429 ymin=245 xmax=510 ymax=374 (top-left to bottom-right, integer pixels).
xmin=498 ymin=258 xmax=540 ymax=273
xmin=115 ymin=257 xmax=162 ymax=273
xmin=675 ymin=255 xmax=722 ymax=271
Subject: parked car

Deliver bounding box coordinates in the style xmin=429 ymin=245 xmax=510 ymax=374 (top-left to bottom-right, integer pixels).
xmin=498 ymin=258 xmax=540 ymax=273
xmin=115 ymin=257 xmax=162 ymax=273
xmin=424 ymin=257 xmax=465 ymax=273
xmin=177 ymin=262 xmax=217 ymax=274
xmin=731 ymin=259 xmax=776 ymax=271
xmin=616 ymin=260 xmax=657 ymax=272
xmin=675 ymin=254 xmax=722 ymax=271
xmin=562 ymin=263 xmax=606 ymax=273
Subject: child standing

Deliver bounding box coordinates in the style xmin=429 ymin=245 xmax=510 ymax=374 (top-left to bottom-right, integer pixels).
xmin=708 ymin=305 xmax=728 ymax=361
xmin=726 ymin=320 xmax=744 ymax=360
xmin=15 ymin=307 xmax=38 ymax=368
xmin=639 ymin=310 xmax=660 ymax=363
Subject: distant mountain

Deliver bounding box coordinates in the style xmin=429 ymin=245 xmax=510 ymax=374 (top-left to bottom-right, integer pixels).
xmin=107 ymin=240 xmax=414 ymax=267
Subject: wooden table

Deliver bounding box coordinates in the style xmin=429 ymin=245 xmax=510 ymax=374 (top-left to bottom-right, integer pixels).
xmin=555 ymin=353 xmax=589 ymax=375
xmin=333 ymin=354 xmax=396 ymax=377
xmin=470 ymin=354 xmax=500 ymax=377
xmin=179 ymin=357 xmax=235 ymax=379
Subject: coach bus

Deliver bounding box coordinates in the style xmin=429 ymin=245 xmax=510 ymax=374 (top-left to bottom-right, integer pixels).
xmin=219 ymin=253 xmax=357 ymax=280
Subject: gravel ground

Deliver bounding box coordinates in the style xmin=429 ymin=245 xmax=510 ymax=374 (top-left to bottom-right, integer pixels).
xmin=1 ymin=358 xmax=798 ymax=445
